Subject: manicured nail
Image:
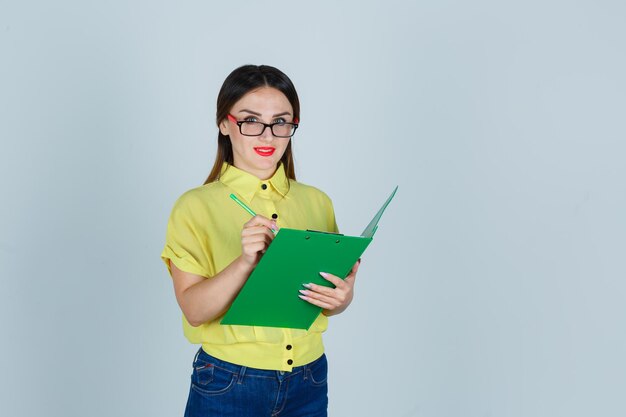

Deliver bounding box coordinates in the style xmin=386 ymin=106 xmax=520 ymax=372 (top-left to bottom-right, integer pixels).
xmin=299 ymin=289 xmax=309 ymax=295
xmin=319 ymin=272 xmax=329 ymax=278
xmin=298 ymin=294 xmax=307 ymax=300
xmin=302 ymin=283 xmax=312 ymax=289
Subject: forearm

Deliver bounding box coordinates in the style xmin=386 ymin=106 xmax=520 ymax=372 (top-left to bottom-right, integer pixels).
xmin=179 ymin=257 xmax=254 ymax=326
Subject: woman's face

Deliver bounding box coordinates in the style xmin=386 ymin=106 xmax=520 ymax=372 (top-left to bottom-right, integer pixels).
xmin=219 ymin=87 xmax=294 ymax=180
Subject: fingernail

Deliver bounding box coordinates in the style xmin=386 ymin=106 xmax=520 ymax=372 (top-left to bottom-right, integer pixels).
xmin=302 ymin=283 xmax=312 ymax=288
xmin=299 ymin=289 xmax=308 ymax=295
xmin=319 ymin=272 xmax=328 ymax=278
xmin=298 ymin=294 xmax=307 ymax=300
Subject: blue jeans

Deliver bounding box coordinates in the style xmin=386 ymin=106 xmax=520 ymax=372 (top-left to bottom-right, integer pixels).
xmin=184 ymin=347 xmax=328 ymax=417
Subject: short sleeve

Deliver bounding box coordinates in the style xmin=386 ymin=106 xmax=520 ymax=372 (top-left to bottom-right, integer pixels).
xmin=161 ymin=193 xmax=213 ymax=279
xmin=322 ymin=191 xmax=339 ymax=234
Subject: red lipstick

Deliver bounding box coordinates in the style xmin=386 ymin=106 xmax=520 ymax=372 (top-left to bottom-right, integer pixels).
xmin=254 ymin=147 xmax=275 ymax=157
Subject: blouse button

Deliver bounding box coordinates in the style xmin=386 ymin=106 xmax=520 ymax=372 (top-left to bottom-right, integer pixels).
xmin=287 ymin=359 xmax=293 ymax=365
xmin=272 ymin=213 xmax=278 ymax=219
xmin=286 ymin=344 xmax=292 ymax=350
xmin=261 ymin=183 xmax=268 ymax=190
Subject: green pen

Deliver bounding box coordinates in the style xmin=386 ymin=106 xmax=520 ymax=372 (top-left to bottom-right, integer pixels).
xmin=229 ymin=193 xmax=277 ymax=234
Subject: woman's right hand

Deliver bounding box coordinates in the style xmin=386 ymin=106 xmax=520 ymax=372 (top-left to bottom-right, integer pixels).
xmin=171 ymin=214 xmax=278 ymax=325
xmin=240 ymin=215 xmax=278 ymax=267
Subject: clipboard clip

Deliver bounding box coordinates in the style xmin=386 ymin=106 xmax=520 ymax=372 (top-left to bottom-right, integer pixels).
xmin=305 ymin=229 xmax=344 ymax=236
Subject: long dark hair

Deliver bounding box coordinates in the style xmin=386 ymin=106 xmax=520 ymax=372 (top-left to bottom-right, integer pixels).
xmin=204 ymin=65 xmax=300 ymax=184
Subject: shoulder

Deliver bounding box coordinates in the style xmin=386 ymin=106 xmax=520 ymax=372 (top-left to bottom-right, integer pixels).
xmin=288 ymin=180 xmax=334 ymax=207
xmin=169 ymin=181 xmax=228 ymax=216
xmin=287 ymin=179 xmax=338 ymax=231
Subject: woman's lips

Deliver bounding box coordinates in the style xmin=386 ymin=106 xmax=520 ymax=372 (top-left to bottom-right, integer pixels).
xmin=254 ymin=147 xmax=276 ymax=157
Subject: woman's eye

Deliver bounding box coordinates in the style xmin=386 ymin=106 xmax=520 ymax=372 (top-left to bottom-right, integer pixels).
xmin=244 ymin=116 xmax=258 ymax=122
xmin=273 ymin=118 xmax=286 ymax=124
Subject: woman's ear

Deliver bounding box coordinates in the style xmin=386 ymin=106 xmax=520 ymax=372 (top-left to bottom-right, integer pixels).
xmin=219 ymin=119 xmax=229 ymax=136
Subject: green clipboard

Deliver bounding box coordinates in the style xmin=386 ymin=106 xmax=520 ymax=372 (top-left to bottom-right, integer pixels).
xmin=221 ymin=186 xmax=398 ymax=330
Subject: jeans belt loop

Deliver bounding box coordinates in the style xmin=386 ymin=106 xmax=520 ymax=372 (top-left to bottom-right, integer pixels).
xmin=237 ymin=366 xmax=247 ymax=384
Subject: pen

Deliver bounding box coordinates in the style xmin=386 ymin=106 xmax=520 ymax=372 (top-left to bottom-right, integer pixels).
xmin=229 ymin=193 xmax=277 ymax=234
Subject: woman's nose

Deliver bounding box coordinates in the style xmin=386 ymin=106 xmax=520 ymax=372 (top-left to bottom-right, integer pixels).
xmin=258 ymin=125 xmax=275 ymax=142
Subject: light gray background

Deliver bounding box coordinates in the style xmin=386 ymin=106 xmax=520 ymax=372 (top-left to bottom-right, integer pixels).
xmin=1 ymin=1 xmax=625 ymax=416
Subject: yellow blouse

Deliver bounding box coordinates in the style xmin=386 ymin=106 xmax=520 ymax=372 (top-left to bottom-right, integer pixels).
xmin=161 ymin=163 xmax=338 ymax=371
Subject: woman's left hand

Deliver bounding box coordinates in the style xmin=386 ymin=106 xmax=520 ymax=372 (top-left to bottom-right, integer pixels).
xmin=298 ymin=260 xmax=361 ymax=317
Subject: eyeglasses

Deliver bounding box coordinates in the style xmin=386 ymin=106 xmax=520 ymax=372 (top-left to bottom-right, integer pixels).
xmin=227 ymin=114 xmax=299 ymax=138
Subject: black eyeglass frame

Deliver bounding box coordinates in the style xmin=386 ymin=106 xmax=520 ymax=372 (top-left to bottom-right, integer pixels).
xmin=227 ymin=114 xmax=299 ymax=138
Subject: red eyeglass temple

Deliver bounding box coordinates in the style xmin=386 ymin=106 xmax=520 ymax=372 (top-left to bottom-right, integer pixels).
xmin=227 ymin=114 xmax=299 ymax=124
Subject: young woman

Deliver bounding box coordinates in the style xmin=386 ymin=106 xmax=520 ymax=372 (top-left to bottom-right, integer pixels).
xmin=161 ymin=65 xmax=359 ymax=417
